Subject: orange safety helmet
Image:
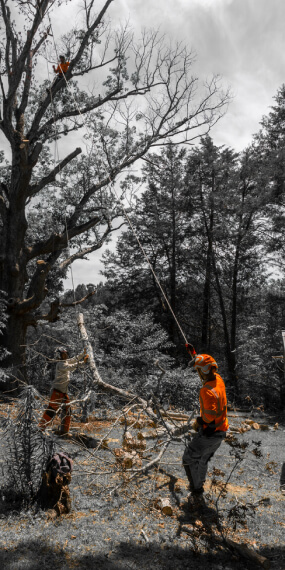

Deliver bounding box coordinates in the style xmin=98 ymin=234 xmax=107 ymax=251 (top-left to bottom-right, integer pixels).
xmin=193 ymin=354 xmax=218 ymax=375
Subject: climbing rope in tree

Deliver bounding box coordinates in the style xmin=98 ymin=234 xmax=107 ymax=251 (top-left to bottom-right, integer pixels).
xmin=43 ymin=20 xmax=78 ymax=306
xmin=111 ymin=184 xmax=189 ymax=344
xmin=43 ymin=14 xmax=190 ymax=348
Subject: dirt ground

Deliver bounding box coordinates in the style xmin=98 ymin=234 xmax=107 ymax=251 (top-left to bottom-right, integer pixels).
xmin=0 ymin=405 xmax=285 ymax=570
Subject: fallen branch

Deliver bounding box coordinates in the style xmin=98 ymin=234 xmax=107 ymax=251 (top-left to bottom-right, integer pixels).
xmin=77 ymin=313 xmax=193 ymax=437
xmin=223 ymin=537 xmax=271 ymax=569
xmin=140 ymin=529 xmax=149 ymax=543
xmin=181 ymin=525 xmax=271 ymax=569
xmin=130 ymin=439 xmax=171 ymax=474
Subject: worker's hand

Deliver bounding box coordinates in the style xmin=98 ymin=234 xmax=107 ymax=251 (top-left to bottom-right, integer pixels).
xmin=192 ymin=417 xmax=203 ymax=431
xmin=192 ymin=419 xmax=200 ymax=432
xmin=52 ymin=65 xmax=55 ymax=69
xmin=185 ymin=343 xmax=197 ymax=357
xmin=84 ymin=354 xmax=89 ymax=363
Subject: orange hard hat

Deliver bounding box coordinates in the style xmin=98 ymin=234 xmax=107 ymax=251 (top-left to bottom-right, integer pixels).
xmin=193 ymin=354 xmax=218 ymax=374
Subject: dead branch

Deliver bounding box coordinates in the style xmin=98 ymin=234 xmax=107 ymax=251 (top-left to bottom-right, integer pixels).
xmin=27 ymin=290 xmax=96 ymax=325
xmin=181 ymin=526 xmax=271 ymax=569
xmin=60 ymin=290 xmax=96 ymax=308
xmin=77 ymin=312 xmax=193 ymax=437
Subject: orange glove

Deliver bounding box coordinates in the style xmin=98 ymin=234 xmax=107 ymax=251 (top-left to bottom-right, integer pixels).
xmin=84 ymin=354 xmax=89 ymax=363
xmin=185 ymin=343 xmax=197 ymax=357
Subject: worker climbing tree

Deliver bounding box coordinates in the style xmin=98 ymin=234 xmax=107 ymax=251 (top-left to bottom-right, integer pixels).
xmin=47 ymin=55 xmax=70 ymax=91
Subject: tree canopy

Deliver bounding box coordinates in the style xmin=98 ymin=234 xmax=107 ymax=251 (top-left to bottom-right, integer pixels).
xmin=0 ymin=0 xmax=229 ymax=378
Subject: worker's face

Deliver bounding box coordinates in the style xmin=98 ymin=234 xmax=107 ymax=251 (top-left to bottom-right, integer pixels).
xmin=197 ymin=367 xmax=216 ymax=383
xmin=61 ymin=351 xmax=68 ymax=360
xmin=60 ymin=57 xmax=65 ymax=63
xmin=197 ymin=369 xmax=208 ymax=383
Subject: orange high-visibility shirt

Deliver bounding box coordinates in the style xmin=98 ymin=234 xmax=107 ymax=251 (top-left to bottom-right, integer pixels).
xmin=54 ymin=61 xmax=70 ymax=74
xmin=199 ymin=373 xmax=229 ymax=432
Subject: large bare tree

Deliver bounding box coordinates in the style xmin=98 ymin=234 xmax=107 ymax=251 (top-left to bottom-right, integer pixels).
xmin=0 ymin=0 xmax=229 ymax=382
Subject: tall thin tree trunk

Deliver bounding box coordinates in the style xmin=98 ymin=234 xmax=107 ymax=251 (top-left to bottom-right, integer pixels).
xmin=201 ymin=171 xmax=214 ymax=349
xmin=211 ymin=251 xmax=238 ymax=390
xmin=170 ymin=169 xmax=177 ymax=342
xmin=201 ymin=213 xmax=213 ymax=347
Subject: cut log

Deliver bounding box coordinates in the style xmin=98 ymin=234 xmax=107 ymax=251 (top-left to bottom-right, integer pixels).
xmin=239 ymin=425 xmax=251 ymax=433
xmin=139 ymin=429 xmax=158 ymax=439
xmin=154 ymin=497 xmax=173 ymax=515
xmin=160 ymin=411 xmax=190 ymax=421
xmin=123 ymin=431 xmax=146 ymax=451
xmin=114 ymin=448 xmax=142 ymax=469
xmin=158 ymin=498 xmax=173 ymax=516
xmin=224 ymin=538 xmax=270 ymax=569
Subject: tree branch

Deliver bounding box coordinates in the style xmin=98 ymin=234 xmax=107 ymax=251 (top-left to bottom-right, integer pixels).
xmin=29 ymin=289 xmax=97 ymax=325
xmin=68 ymin=0 xmax=114 ymax=76
xmin=26 ymin=215 xmax=102 ymax=260
xmin=28 ymin=147 xmax=82 ymax=196
xmin=58 ymin=220 xmax=125 ymax=271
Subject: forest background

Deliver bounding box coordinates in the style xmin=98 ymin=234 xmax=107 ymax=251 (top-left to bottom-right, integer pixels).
xmin=0 ymin=0 xmax=284 ymax=412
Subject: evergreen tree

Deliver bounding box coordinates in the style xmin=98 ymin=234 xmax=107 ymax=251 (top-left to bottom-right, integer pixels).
xmin=102 ymin=145 xmax=191 ymax=345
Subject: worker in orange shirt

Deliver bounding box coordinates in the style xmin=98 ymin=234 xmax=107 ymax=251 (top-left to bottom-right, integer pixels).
xmin=53 ymin=55 xmax=70 ymax=77
xmin=183 ymin=350 xmax=229 ymax=497
xmin=47 ymin=55 xmax=70 ymax=92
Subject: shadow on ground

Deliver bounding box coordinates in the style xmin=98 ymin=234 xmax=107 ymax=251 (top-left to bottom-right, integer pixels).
xmin=0 ymin=538 xmax=283 ymax=570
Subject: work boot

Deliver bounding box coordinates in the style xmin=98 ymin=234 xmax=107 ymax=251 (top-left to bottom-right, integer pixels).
xmin=54 ymin=429 xmax=71 ymax=438
xmin=187 ymin=491 xmax=205 ymax=511
xmin=61 ymin=432 xmax=72 ymax=439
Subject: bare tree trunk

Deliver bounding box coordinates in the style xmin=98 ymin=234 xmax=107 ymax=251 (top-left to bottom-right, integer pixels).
xmin=200 ymin=171 xmax=214 ymax=350
xmin=201 ymin=213 xmax=213 ymax=348
xmin=211 ymin=251 xmax=238 ymax=390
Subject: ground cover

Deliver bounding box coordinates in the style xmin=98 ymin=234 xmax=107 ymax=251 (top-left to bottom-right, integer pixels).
xmin=0 ymin=403 xmax=284 ymax=570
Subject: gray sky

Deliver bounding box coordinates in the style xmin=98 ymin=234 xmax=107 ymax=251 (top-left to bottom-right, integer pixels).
xmin=64 ymin=0 xmax=285 ymax=289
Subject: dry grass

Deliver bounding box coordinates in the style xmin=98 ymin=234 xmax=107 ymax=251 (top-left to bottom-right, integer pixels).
xmin=0 ymin=404 xmax=285 ymax=569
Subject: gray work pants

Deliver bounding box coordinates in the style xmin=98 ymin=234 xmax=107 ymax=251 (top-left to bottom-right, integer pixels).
xmin=183 ymin=431 xmax=226 ymax=490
